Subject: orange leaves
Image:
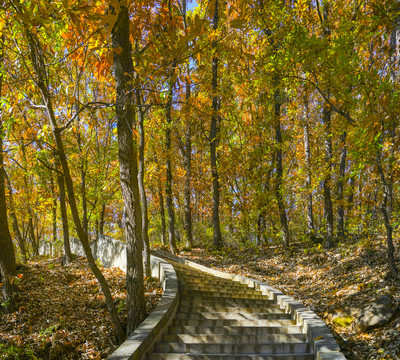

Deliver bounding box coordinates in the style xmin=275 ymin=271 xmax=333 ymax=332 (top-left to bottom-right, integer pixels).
xmin=113 ymin=46 xmax=123 ymax=55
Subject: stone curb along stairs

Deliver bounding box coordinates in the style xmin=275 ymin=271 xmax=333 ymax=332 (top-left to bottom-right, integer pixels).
xmin=148 ymin=249 xmax=347 ymax=360
xmin=41 ymin=237 xmax=346 ymax=360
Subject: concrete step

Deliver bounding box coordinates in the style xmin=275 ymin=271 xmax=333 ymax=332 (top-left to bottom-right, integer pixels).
xmin=168 ymin=325 xmax=305 ymax=336
xmin=179 ymin=297 xmax=275 ymax=307
xmin=179 ymin=282 xmax=254 ymax=291
xmin=181 ymin=288 xmax=263 ymax=296
xmin=179 ymin=274 xmax=251 ymax=283
xmin=173 ymin=318 xmax=297 ymax=327
xmin=175 ymin=312 xmax=292 ymax=321
xmin=162 ymin=333 xmax=308 ymax=344
xmin=177 ymin=305 xmax=285 ymax=315
xmin=180 ymin=292 xmax=271 ymax=301
xmin=148 ymin=353 xmax=314 ymax=360
xmin=155 ymin=342 xmax=310 ymax=355
xmin=146 ymin=262 xmax=314 ymax=360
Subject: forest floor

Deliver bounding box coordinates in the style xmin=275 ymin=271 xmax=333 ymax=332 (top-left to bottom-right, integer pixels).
xmin=178 ymin=236 xmax=400 ymax=360
xmin=0 ymin=256 xmax=162 ymax=360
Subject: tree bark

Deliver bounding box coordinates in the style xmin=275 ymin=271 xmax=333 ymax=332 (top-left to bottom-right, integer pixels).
xmin=321 ymin=2 xmax=334 ymax=248
xmin=211 ymin=0 xmax=223 ymax=249
xmin=274 ymin=89 xmax=290 ymax=248
xmin=337 ymin=131 xmax=347 ymax=239
xmin=4 ymin=173 xmax=27 ymax=262
xmin=303 ymin=95 xmax=315 ymax=240
xmin=387 ymin=11 xmax=400 ymax=220
xmin=0 ymin=32 xmax=17 ymax=313
xmin=99 ymin=204 xmax=105 ymax=235
xmin=111 ymin=4 xmax=146 ymax=335
xmin=56 ymin=159 xmax=72 ymax=264
xmin=50 ymin=174 xmax=57 ymax=245
xmin=165 ymin=61 xmax=178 ymax=255
xmin=136 ymin=80 xmax=151 ymax=277
xmin=159 ymin=185 xmax=167 ymax=245
xmin=322 ymin=104 xmax=334 ymax=248
xmin=345 ymin=175 xmax=355 ymax=230
xmin=376 ymin=151 xmax=398 ymax=277
xmin=181 ymin=0 xmax=193 ymax=249
xmin=22 ymin=16 xmax=126 ymax=342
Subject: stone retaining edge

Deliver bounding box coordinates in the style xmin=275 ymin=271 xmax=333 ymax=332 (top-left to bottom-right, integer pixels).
xmin=107 ymin=254 xmax=179 ymax=360
xmin=40 ymin=238 xmax=180 ymax=360
xmin=152 ymin=249 xmax=346 ymax=360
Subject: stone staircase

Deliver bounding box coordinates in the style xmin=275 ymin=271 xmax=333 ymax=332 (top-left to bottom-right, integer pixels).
xmin=146 ymin=261 xmax=314 ymax=360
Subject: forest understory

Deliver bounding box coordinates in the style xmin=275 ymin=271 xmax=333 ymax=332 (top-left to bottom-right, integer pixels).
xmin=177 ymin=236 xmax=400 ymax=360
xmin=0 ymin=256 xmax=162 ymax=360
xmin=1 ymin=235 xmax=399 ymax=359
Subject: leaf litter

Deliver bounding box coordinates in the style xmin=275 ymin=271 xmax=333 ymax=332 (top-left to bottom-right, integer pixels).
xmin=0 ymin=256 xmax=162 ymax=359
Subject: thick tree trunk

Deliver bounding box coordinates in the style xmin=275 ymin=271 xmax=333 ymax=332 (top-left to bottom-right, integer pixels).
xmin=211 ymin=0 xmax=223 ymax=249
xmin=337 ymin=132 xmax=347 ymax=239
xmin=274 ymin=90 xmax=290 ymax=248
xmin=165 ymin=61 xmax=177 ymax=254
xmin=182 ymin=0 xmax=193 ymax=249
xmin=137 ymin=89 xmax=151 ymax=277
xmin=112 ymin=4 xmax=146 ymax=335
xmin=4 ymin=173 xmax=27 ymax=262
xmin=0 ymin=146 xmax=17 ymax=314
xmin=0 ymin=35 xmax=17 ymax=312
xmin=303 ymin=97 xmax=315 ymax=240
xmin=322 ymin=104 xmax=334 ymax=248
xmin=24 ymin=22 xmax=125 ymax=342
xmin=56 ymin=161 xmax=72 ymax=264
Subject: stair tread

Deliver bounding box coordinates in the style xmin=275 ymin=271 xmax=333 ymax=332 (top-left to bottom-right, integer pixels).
xmin=146 ymin=263 xmax=313 ymax=360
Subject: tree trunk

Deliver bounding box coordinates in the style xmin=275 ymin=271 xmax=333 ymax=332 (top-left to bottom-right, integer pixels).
xmin=4 ymin=173 xmax=27 ymax=262
xmin=274 ymin=90 xmax=290 ymax=248
xmin=111 ymin=4 xmax=146 ymax=335
xmin=182 ymin=0 xmax=193 ymax=249
xmin=0 ymin=34 xmax=17 ymax=312
xmin=56 ymin=160 xmax=72 ymax=264
xmin=337 ymin=131 xmax=347 ymax=239
xmin=159 ymin=185 xmax=167 ymax=245
xmin=28 ymin=214 xmax=39 ymax=255
xmin=345 ymin=175 xmax=355 ymax=230
xmin=136 ymin=81 xmax=151 ymax=277
xmin=211 ymin=0 xmax=223 ymax=249
xmin=50 ymin=175 xmax=57 ymax=244
xmin=23 ymin=20 xmax=126 ymax=342
xmin=165 ymin=61 xmax=178 ymax=255
xmin=99 ymin=203 xmax=105 ymax=235
xmin=257 ymin=213 xmax=266 ymax=245
xmin=303 ymin=96 xmax=315 ymax=240
xmin=322 ymin=104 xmax=334 ymax=248
xmin=376 ymin=151 xmax=398 ymax=277
xmin=387 ymin=12 xmax=400 ymax=220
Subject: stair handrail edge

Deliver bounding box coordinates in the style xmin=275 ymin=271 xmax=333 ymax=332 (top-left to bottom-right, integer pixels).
xmin=152 ymin=249 xmax=346 ymax=360
xmin=107 ymin=254 xmax=179 ymax=360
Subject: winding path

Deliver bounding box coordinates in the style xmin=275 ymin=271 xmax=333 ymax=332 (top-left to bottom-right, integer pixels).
xmin=43 ymin=236 xmax=346 ymax=359
xmin=147 ymin=259 xmax=314 ymax=360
